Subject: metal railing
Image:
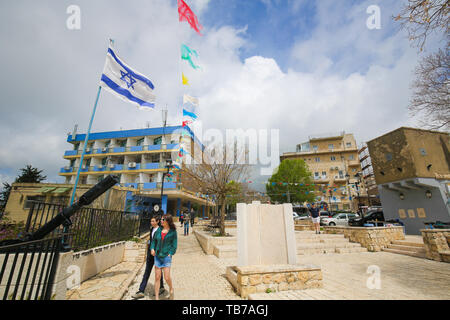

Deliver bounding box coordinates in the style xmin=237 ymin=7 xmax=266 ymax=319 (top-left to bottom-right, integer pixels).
xmin=0 ymin=235 xmax=62 ymax=300
xmin=24 ymin=202 xmax=141 ymax=252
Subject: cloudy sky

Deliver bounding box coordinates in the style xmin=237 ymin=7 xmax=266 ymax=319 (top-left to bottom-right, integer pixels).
xmin=0 ymin=0 xmax=441 ymax=188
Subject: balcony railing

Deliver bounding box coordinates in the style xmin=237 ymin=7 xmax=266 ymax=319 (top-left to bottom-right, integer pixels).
xmin=59 ymin=162 xmax=173 ymax=174
xmin=64 ymin=144 xmax=180 ymax=157
xmin=123 ymin=182 xmax=181 ymax=191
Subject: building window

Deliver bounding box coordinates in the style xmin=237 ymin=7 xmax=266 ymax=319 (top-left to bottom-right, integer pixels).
xmin=339 ymin=170 xmax=344 ymax=179
xmin=313 ymin=145 xmax=318 ymax=151
xmin=314 ymin=172 xmax=320 ymax=180
xmin=349 ymin=155 xmax=354 ymax=160
xmin=154 ymin=136 xmax=162 ymax=145
xmin=70 ymin=159 xmax=75 ymax=167
xmin=322 ymin=172 xmax=327 ymax=179
xmin=74 ymin=143 xmax=80 ymax=150
xmin=102 ymin=158 xmax=107 ymax=166
xmin=105 ymin=140 xmax=111 ymax=148
xmin=24 ymin=196 xmax=46 ymax=209
xmin=331 ymin=156 xmax=336 ymax=161
xmin=118 ymin=140 xmax=127 ymax=147
xmin=315 ymin=157 xmax=321 ymax=163
xmin=329 ymin=144 xmax=334 ymax=150
xmin=352 ymin=168 xmax=356 ymax=172
xmin=346 ymin=142 xmax=352 ymax=148
xmin=137 ymin=138 xmax=145 ymax=146
xmin=50 ymin=196 xmax=69 ymax=206
xmin=385 ymin=153 xmax=393 ymax=161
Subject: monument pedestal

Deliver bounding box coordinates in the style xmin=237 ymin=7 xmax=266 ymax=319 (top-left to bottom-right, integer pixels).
xmin=226 ymin=202 xmax=323 ymax=298
xmin=226 ymin=264 xmax=323 ymax=299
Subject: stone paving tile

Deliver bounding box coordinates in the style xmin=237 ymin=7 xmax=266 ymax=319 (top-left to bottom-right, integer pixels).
xmin=250 ymin=251 xmax=450 ymax=300
xmin=123 ymin=225 xmax=243 ymax=301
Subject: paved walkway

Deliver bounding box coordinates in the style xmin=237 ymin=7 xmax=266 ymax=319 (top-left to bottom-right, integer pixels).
xmin=123 ymin=224 xmax=242 ymax=300
xmin=66 ymin=261 xmax=143 ymax=300
xmin=249 ymin=251 xmax=450 ymax=300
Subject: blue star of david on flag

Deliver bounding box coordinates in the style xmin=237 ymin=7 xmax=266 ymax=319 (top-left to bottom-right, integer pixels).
xmin=120 ymin=70 xmax=137 ymax=90
xmin=100 ymin=46 xmax=155 ymax=110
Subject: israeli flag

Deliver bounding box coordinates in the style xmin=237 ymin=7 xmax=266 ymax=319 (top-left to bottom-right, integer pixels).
xmin=100 ymin=47 xmax=156 ymax=110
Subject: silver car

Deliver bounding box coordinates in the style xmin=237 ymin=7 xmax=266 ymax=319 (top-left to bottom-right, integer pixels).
xmin=321 ymin=213 xmax=359 ymax=226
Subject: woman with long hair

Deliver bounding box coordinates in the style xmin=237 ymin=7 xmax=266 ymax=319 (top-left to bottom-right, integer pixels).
xmin=150 ymin=213 xmax=178 ymax=300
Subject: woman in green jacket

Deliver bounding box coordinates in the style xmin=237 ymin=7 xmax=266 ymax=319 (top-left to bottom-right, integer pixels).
xmin=151 ymin=213 xmax=177 ymax=300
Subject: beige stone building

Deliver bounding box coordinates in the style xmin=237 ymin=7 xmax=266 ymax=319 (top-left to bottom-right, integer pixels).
xmin=367 ymin=127 xmax=450 ymax=234
xmin=281 ymin=132 xmax=366 ymax=211
xmin=4 ymin=183 xmax=130 ymax=223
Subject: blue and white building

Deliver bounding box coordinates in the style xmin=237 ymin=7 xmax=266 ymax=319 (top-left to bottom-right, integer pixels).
xmin=59 ymin=125 xmax=213 ymax=217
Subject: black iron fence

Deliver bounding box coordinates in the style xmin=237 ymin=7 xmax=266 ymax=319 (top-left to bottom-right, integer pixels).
xmin=24 ymin=202 xmax=142 ymax=252
xmin=0 ymin=236 xmax=62 ymax=300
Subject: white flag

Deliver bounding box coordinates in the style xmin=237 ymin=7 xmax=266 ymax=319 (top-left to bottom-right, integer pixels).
xmin=100 ymin=47 xmax=156 ymax=110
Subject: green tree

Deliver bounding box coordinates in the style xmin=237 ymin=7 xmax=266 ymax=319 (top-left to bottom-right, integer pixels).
xmin=266 ymin=159 xmax=316 ymax=204
xmin=15 ymin=165 xmax=47 ymax=183
xmin=0 ymin=182 xmax=12 ymax=214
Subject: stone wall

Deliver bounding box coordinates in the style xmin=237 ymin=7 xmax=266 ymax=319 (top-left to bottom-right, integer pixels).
xmin=194 ymin=230 xmax=236 ymax=255
xmin=227 ymin=264 xmax=322 ymax=299
xmin=295 ymin=219 xmax=314 ymax=231
xmin=324 ymin=226 xmax=405 ymax=252
xmin=421 ymin=229 xmax=450 ymax=263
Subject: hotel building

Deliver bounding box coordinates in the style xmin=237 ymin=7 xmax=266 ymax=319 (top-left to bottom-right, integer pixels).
xmin=58 ymin=125 xmax=214 ymax=217
xmin=280 ymin=132 xmax=366 ymax=211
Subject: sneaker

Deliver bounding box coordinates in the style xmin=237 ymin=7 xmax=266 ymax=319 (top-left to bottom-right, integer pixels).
xmin=132 ymin=291 xmax=145 ymax=299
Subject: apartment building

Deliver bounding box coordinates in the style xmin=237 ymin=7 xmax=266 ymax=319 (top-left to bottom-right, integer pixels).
xmin=368 ymin=127 xmax=450 ymax=234
xmin=280 ymin=132 xmax=366 ymax=211
xmin=58 ymin=125 xmax=213 ymax=217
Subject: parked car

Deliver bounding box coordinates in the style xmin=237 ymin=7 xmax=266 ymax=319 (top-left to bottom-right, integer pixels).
xmin=319 ymin=211 xmax=333 ymax=218
xmin=348 ymin=210 xmax=385 ymax=227
xmin=320 ymin=213 xmax=359 ymax=226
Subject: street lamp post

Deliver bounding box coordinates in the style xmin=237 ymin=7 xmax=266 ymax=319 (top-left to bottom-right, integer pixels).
xmin=160 ymin=159 xmax=174 ymax=213
xmin=345 ymin=173 xmax=354 ymax=213
xmin=328 ymin=189 xmax=333 ymax=214
xmin=354 ymin=172 xmax=362 ymax=217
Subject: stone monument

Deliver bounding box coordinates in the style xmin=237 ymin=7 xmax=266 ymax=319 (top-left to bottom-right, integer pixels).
xmin=226 ymin=202 xmax=323 ymax=298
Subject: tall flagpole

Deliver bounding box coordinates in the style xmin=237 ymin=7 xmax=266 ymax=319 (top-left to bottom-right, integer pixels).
xmin=68 ymin=85 xmax=102 ymax=206
xmin=69 ymin=39 xmax=114 ymax=206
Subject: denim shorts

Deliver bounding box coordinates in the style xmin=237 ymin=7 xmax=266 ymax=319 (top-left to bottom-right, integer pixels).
xmin=155 ymin=255 xmax=172 ymax=268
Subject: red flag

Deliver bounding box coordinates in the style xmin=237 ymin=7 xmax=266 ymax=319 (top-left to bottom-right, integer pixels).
xmin=182 ymin=120 xmax=192 ymax=127
xmin=178 ymin=0 xmax=203 ymax=35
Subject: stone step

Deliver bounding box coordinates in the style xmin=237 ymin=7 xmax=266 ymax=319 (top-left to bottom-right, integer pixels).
xmin=382 ymin=248 xmax=426 ymax=259
xmin=213 ymin=245 xmax=237 ymax=259
xmin=297 ymin=248 xmax=337 ymax=255
xmin=391 ymin=240 xmax=424 ymax=248
xmin=297 ymin=238 xmax=350 ymax=244
xmin=335 ymin=247 xmax=368 ymax=253
xmin=297 ymin=242 xmax=361 ymax=251
xmin=295 ymin=233 xmax=345 ymax=240
xmin=388 ymin=244 xmax=426 ymax=253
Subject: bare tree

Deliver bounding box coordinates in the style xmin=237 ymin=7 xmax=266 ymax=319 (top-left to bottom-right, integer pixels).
xmin=182 ymin=144 xmax=250 ymax=236
xmin=394 ymin=0 xmax=449 ymax=51
xmin=409 ymin=47 xmax=450 ymax=129
xmin=394 ymin=0 xmax=449 ymax=129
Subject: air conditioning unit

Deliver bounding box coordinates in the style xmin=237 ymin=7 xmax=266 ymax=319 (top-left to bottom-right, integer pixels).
xmin=64 ymin=166 xmax=70 ymax=171
xmin=128 ymin=162 xmax=137 ymax=168
xmin=82 ymin=165 xmax=87 ymax=170
xmin=86 ymin=148 xmax=91 ymax=153
xmin=102 ymin=147 xmax=108 ymax=152
xmin=109 ymin=164 xmax=115 ymax=169
xmin=335 ymin=167 xmax=339 ymax=170
xmin=335 ymin=176 xmax=338 ymax=179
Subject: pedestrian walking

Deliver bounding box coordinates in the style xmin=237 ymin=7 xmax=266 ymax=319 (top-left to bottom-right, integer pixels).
xmin=180 ymin=212 xmax=184 ymax=227
xmin=151 ymin=214 xmax=177 ymax=300
xmin=132 ymin=216 xmax=165 ymax=299
xmin=309 ymin=203 xmax=321 ymax=234
xmin=183 ymin=210 xmax=190 ymax=236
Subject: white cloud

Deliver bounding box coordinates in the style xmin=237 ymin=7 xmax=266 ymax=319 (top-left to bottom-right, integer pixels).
xmin=0 ymin=0 xmax=424 ymax=188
